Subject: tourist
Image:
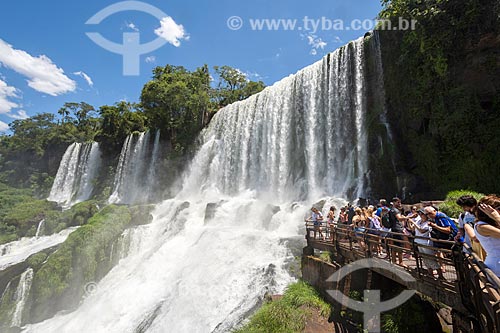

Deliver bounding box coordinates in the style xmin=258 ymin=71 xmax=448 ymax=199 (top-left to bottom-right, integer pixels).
xmin=338 ymin=207 xmax=348 ymax=224
xmin=375 ymin=199 xmax=388 ymax=217
xmin=425 ymin=206 xmax=458 ymax=272
xmin=366 ymin=206 xmax=383 ymax=255
xmin=347 ymin=203 xmax=355 ymax=225
xmin=455 ymin=195 xmax=486 ymax=260
xmin=402 ymin=206 xmax=418 ymax=255
xmin=337 ymin=206 xmax=349 ymax=240
xmin=478 ymin=202 xmax=500 ymax=228
xmin=408 ymin=209 xmax=444 ymax=279
xmin=327 ymin=206 xmax=336 ymax=241
xmin=388 ymin=197 xmax=411 ymax=267
xmin=425 ymin=206 xmax=458 ymax=248
xmin=352 ymin=207 xmax=367 ymax=251
xmin=306 ymin=207 xmax=324 ymax=240
xmin=475 ymin=196 xmax=500 ymax=277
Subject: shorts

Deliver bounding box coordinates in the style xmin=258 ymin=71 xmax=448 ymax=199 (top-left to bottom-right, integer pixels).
xmin=391 ymin=231 xmax=404 ymax=248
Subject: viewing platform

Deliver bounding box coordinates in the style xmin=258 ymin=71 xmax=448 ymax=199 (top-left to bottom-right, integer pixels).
xmin=303 ymin=223 xmax=500 ymax=332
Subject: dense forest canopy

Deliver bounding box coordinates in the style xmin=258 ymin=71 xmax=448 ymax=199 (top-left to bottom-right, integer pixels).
xmin=0 ymin=64 xmax=265 ymax=190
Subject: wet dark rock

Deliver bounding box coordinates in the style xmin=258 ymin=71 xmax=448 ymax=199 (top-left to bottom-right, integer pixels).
xmin=204 ymin=200 xmax=227 ymax=224
xmin=260 ymin=204 xmax=281 ymax=229
xmin=130 ymin=205 xmax=155 ymax=226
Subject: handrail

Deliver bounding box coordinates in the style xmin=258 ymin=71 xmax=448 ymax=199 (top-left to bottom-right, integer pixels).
xmin=305 ymin=222 xmax=500 ymax=332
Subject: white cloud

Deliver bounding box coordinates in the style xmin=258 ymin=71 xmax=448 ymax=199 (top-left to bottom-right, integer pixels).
xmin=307 ymin=34 xmax=327 ymax=50
xmin=333 ymin=36 xmax=343 ymax=43
xmin=303 ymin=34 xmax=328 ymax=56
xmin=154 ymin=16 xmax=189 ymax=47
xmin=0 ymin=120 xmax=9 ymax=132
xmin=0 ymin=78 xmax=19 ymax=115
xmin=8 ymin=110 xmax=28 ymax=120
xmin=73 ymin=71 xmax=94 ymax=87
xmin=126 ymin=22 xmax=139 ymax=32
xmin=145 ymin=56 xmax=156 ymax=64
xmin=244 ymin=71 xmax=263 ymax=81
xmin=0 ymin=39 xmax=76 ymax=96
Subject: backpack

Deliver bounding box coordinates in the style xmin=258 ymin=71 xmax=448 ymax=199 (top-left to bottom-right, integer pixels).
xmin=434 ymin=213 xmax=459 ymax=239
xmin=388 ymin=209 xmax=403 ymax=232
xmin=381 ymin=214 xmax=392 ymax=228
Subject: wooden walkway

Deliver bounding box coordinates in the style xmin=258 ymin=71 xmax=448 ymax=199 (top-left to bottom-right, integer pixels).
xmin=304 ymin=223 xmax=500 ymax=332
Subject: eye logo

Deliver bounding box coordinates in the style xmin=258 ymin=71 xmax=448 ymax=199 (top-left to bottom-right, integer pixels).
xmin=86 ymin=1 xmax=168 ymax=76
xmin=326 ymin=258 xmax=416 ymax=332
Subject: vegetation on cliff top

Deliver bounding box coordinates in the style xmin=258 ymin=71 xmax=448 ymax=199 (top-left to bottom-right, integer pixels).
xmin=0 ymin=65 xmax=264 ymax=193
xmin=235 ymin=280 xmax=331 ymax=333
xmin=438 ymin=189 xmax=484 ymax=218
xmin=0 ymin=181 xmax=98 ymax=245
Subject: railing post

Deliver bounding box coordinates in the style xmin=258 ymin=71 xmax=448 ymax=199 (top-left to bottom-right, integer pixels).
xmin=452 ymin=243 xmax=474 ymax=311
xmin=303 ymin=227 xmax=314 ymax=256
xmin=411 ymin=236 xmax=422 ymax=276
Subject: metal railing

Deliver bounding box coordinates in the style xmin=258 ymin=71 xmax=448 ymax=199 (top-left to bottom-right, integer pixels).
xmin=453 ymin=243 xmax=500 ymax=332
xmin=305 ymin=222 xmax=500 ymax=332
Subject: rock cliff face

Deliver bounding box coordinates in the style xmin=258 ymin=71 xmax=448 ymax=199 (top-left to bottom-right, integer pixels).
xmin=370 ymin=0 xmax=500 ymax=200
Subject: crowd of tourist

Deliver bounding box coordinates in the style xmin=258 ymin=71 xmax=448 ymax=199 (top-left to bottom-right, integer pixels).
xmin=305 ymin=195 xmax=500 ymax=278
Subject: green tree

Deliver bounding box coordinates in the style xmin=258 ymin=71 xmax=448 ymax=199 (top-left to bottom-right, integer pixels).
xmin=141 ymin=64 xmax=211 ymax=152
xmin=5 ymin=113 xmax=57 ymax=156
xmin=212 ymin=65 xmax=265 ymax=108
xmin=96 ymin=101 xmax=147 ymax=151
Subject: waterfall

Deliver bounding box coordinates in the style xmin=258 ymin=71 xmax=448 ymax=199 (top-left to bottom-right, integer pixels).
xmin=0 ymin=227 xmax=78 ymax=270
xmin=35 ymin=219 xmax=45 ymax=238
xmin=183 ymin=37 xmax=368 ymax=200
xmin=23 ymin=36 xmax=376 ymax=333
xmin=11 ymin=268 xmax=34 ymax=327
xmin=146 ymin=130 xmax=161 ymax=201
xmin=48 ymin=142 xmax=101 ymax=207
xmin=74 ymin=142 xmax=102 ymax=204
xmin=109 ymin=131 xmax=161 ymax=205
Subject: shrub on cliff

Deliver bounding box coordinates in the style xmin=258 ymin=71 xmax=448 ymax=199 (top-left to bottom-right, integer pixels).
xmin=2 ymin=200 xmax=57 ymax=236
xmin=438 ymin=190 xmax=484 ymax=218
xmin=235 ymin=280 xmax=330 ymax=333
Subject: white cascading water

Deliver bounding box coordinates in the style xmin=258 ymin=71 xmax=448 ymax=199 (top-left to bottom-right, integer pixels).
xmin=146 ymin=130 xmax=161 ymax=202
xmin=182 ymin=39 xmax=368 ymax=200
xmin=34 ymin=219 xmax=45 ymax=238
xmin=24 ymin=37 xmax=370 ymax=332
xmin=48 ymin=142 xmax=101 ymax=207
xmin=11 ymin=268 xmax=34 ymax=327
xmin=0 ymin=227 xmax=78 ymax=270
xmin=109 ymin=131 xmax=160 ymax=205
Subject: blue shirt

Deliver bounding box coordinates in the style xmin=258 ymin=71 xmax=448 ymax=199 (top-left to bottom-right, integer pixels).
xmin=435 ymin=212 xmax=458 ymax=233
xmin=375 ymin=206 xmax=387 ymax=217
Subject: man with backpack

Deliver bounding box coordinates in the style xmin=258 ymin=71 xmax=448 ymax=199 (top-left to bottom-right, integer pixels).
xmin=424 ymin=206 xmax=458 ymax=247
xmin=424 ymin=206 xmax=459 ymax=273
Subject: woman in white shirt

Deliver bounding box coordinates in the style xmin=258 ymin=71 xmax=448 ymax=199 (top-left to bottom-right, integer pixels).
xmin=408 ymin=209 xmax=444 ymax=279
xmin=475 ymin=196 xmax=500 ymax=277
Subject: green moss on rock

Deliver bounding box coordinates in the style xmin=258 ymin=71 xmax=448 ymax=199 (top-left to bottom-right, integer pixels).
xmin=28 ymin=205 xmax=131 ymax=323
xmin=235 ymin=281 xmax=331 ymax=333
xmin=26 ymin=253 xmax=48 ymax=271
xmin=2 ymin=200 xmax=57 ymax=236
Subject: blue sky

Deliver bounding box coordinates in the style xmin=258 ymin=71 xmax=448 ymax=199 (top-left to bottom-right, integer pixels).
xmin=0 ymin=0 xmax=383 ymax=132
